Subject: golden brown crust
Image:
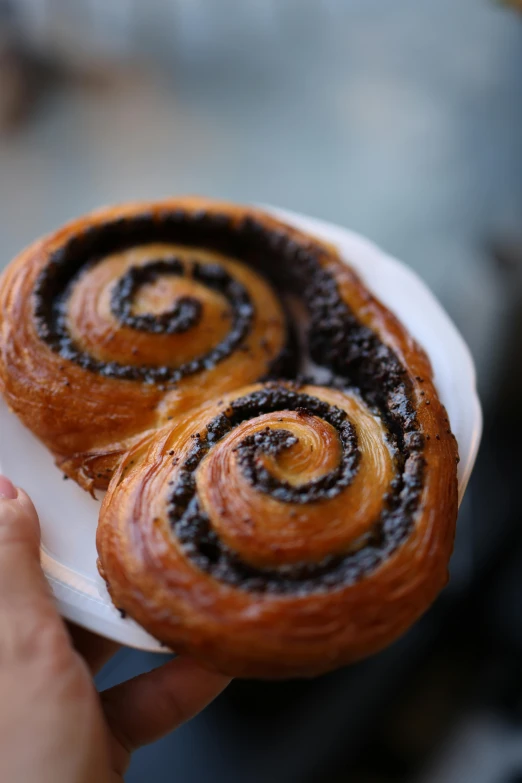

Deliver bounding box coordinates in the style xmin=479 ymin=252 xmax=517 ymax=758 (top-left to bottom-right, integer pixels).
xmin=0 ymin=197 xmax=458 ymax=677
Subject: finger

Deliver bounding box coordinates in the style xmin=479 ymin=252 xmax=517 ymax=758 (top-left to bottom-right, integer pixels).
xmin=0 ymin=482 xmax=48 ymax=600
xmin=102 ymin=656 xmax=230 ymax=770
xmin=66 ymin=621 xmax=120 ymax=674
xmin=0 ymin=478 xmax=67 ymax=660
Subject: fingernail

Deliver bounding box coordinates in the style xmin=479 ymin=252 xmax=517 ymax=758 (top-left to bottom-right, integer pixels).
xmin=0 ymin=475 xmax=18 ymax=499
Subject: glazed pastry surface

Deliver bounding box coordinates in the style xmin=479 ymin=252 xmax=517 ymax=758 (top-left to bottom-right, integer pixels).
xmin=0 ymin=198 xmax=459 ymax=677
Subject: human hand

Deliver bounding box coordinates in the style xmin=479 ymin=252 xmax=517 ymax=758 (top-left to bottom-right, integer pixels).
xmin=0 ymin=475 xmax=230 ymax=783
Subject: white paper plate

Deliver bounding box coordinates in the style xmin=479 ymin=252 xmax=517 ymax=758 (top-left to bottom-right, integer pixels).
xmin=0 ymin=206 xmax=482 ymax=652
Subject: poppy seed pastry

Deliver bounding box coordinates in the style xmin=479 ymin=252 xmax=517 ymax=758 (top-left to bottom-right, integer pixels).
xmin=0 ymin=198 xmax=458 ymax=677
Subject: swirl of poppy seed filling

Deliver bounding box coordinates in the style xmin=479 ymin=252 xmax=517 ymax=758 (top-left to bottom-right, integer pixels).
xmin=34 ymin=249 xmax=258 ymax=384
xmin=32 ymin=209 xmax=425 ymax=592
xmin=170 ymin=386 xmax=424 ymax=594
xmin=110 ymin=258 xmax=204 ymax=335
xmin=233 ymin=412 xmax=359 ymax=504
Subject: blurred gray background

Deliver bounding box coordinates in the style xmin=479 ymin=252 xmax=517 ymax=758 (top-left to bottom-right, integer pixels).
xmin=1 ymin=2 xmax=521 ymax=782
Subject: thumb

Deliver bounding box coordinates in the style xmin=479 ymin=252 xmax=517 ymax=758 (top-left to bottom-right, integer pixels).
xmin=0 ymin=476 xmax=64 ymax=661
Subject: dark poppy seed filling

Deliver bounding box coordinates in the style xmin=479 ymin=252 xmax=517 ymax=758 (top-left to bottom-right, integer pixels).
xmin=34 ymin=246 xmax=258 ymax=384
xmin=32 ymin=210 xmax=405 ymax=410
xmin=168 ymin=386 xmax=425 ymax=594
xmin=234 ymin=415 xmax=359 ymax=505
xmin=110 ymin=258 xmax=204 ymax=335
xmin=32 ymin=208 xmax=425 ymax=592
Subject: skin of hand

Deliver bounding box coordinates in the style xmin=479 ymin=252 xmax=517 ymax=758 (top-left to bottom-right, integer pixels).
xmin=0 ymin=475 xmax=231 ymax=783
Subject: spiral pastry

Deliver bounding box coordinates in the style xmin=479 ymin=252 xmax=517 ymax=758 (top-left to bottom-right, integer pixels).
xmin=98 ymin=376 xmax=457 ymax=678
xmin=0 ymin=198 xmax=459 ymax=675
xmin=0 ymin=200 xmax=293 ymax=491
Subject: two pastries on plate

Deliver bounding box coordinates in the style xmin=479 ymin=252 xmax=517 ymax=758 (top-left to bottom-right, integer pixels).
xmin=0 ymin=198 xmax=458 ymax=678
